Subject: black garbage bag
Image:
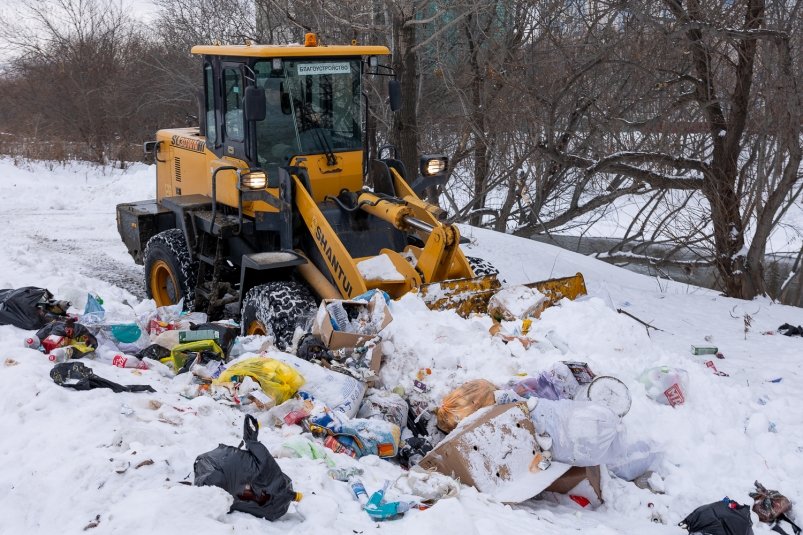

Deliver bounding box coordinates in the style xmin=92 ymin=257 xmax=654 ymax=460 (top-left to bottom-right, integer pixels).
xmin=36 ymin=319 xmax=98 ymax=351
xmin=194 ymin=414 xmax=297 ymax=520
xmin=296 ymin=333 xmax=330 ymax=362
xmin=191 ymin=323 xmax=239 ymax=356
xmin=399 ymin=436 xmax=433 ymax=469
xmin=50 ymin=362 xmax=156 ymax=393
xmin=778 ymin=324 xmax=803 ymax=337
xmin=137 ymin=343 xmax=172 ymax=361
xmin=773 ymin=515 xmax=802 ymax=535
xmin=680 ymin=499 xmax=754 ymax=535
xmin=0 ymin=287 xmax=70 ymax=330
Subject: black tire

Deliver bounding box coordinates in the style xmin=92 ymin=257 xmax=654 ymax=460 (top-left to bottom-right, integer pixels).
xmin=241 ymin=281 xmax=317 ymax=350
xmin=466 ymin=256 xmax=500 ymax=277
xmin=143 ymin=229 xmax=197 ymax=310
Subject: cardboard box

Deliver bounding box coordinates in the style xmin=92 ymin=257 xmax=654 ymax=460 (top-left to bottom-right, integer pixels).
xmin=312 ymin=297 xmax=393 ymax=349
xmin=312 ymin=297 xmax=391 ymax=386
xmin=418 ymin=403 xmax=602 ymax=503
xmin=545 ymin=466 xmax=602 ymax=501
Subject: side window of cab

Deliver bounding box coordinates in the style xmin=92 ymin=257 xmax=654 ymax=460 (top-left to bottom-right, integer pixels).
xmin=223 ymin=67 xmax=244 ymax=142
xmin=204 ymin=64 xmax=217 ymax=144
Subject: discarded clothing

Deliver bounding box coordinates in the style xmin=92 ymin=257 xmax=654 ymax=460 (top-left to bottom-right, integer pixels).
xmin=50 ymin=362 xmax=156 ymax=393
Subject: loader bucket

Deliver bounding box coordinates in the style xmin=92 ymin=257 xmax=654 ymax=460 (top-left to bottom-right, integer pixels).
xmin=525 ymin=272 xmax=587 ymax=308
xmin=419 ymin=272 xmax=587 ymax=318
xmin=418 ymin=275 xmax=502 ymax=316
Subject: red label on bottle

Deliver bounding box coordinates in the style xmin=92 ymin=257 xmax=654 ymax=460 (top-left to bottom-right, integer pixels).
xmin=112 ymin=354 xmax=127 ymax=368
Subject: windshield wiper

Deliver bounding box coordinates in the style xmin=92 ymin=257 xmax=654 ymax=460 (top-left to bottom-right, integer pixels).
xmin=314 ymin=128 xmax=337 ymax=167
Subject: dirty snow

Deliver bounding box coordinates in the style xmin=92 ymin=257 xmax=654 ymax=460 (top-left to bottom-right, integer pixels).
xmin=0 ymin=159 xmax=802 ymax=534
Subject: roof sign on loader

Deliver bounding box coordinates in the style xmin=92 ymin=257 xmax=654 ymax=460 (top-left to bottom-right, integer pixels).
xmin=297 ymin=62 xmax=351 ymax=76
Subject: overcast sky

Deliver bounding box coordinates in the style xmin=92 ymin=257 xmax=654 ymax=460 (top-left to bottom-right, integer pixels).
xmin=0 ymin=0 xmax=159 ymax=61
xmin=123 ymin=0 xmax=158 ymax=20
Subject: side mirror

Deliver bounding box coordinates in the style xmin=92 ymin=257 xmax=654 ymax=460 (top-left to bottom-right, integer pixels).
xmin=243 ymin=86 xmax=266 ymax=122
xmin=388 ymin=80 xmax=401 ymax=112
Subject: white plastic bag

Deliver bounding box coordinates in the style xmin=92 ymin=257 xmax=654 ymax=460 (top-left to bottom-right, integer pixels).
xmin=529 ymin=398 xmax=621 ymax=466
xmin=606 ymin=437 xmax=660 ymax=481
xmin=638 ymin=366 xmax=689 ymax=407
xmin=271 ymin=352 xmax=366 ymax=418
xmin=357 ymin=389 xmax=408 ymax=428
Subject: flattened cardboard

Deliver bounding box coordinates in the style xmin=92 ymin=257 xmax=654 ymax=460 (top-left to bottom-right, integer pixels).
xmin=419 ymin=403 xmax=572 ymax=503
xmin=312 ymin=298 xmax=393 ymax=349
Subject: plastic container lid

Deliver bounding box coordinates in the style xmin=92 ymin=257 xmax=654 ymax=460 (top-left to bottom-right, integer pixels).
xmin=575 ymin=376 xmax=632 ymax=417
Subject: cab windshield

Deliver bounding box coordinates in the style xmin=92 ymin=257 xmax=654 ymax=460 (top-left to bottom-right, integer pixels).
xmin=254 ymin=59 xmax=362 ymax=169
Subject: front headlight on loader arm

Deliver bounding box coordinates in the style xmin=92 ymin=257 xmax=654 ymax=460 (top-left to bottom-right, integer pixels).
xmin=420 ymin=155 xmax=448 ymax=176
xmin=238 ymin=169 xmax=268 ymax=190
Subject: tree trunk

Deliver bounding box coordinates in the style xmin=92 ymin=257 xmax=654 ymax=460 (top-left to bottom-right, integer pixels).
xmin=391 ymin=16 xmax=419 ymax=183
xmin=704 ymin=175 xmax=761 ymax=298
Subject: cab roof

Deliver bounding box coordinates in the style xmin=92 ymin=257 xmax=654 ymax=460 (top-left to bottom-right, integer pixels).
xmin=191 ymin=44 xmax=391 ymax=58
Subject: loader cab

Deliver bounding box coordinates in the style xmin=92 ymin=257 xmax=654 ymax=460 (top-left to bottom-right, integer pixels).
xmin=196 ymin=46 xmax=381 ymax=201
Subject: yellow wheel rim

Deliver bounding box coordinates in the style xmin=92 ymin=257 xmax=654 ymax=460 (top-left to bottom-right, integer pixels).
xmin=149 ymin=259 xmax=180 ymax=307
xmin=246 ymin=320 xmax=267 ymax=336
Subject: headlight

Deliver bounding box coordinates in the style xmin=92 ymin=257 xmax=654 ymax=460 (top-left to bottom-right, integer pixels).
xmin=239 ymin=169 xmax=268 ymax=190
xmin=420 ymin=155 xmax=448 ymax=176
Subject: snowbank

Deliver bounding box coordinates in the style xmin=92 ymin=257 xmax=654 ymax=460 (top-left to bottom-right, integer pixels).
xmin=0 ymin=159 xmax=802 ymax=534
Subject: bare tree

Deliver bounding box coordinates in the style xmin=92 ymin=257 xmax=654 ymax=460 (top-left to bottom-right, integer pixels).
xmin=0 ymin=0 xmax=179 ymax=163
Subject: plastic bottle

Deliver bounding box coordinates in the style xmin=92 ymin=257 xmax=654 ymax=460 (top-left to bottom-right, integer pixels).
xmin=415 ymin=368 xmax=432 ymax=381
xmin=349 ymin=479 xmax=369 ymax=507
xmin=365 ymin=481 xmax=390 ymax=511
xmin=97 ymin=353 xmax=148 ymax=369
xmin=648 ymin=503 xmax=664 ymax=524
xmin=24 ymin=336 xmax=41 ymax=350
xmin=363 ymin=481 xmax=414 ymax=520
xmin=327 ymin=302 xmax=350 ymax=331
xmin=48 ymin=346 xmax=76 ymax=363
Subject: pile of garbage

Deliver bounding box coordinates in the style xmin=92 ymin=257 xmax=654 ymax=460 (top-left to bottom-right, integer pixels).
xmin=1 ymin=283 xmax=798 ymax=532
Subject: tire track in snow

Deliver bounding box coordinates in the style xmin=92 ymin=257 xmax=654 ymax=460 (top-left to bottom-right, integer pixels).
xmin=28 ymin=232 xmax=146 ymax=298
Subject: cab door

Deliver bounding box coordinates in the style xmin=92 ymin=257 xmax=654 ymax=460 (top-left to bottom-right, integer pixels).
xmin=221 ymin=63 xmax=248 ymax=161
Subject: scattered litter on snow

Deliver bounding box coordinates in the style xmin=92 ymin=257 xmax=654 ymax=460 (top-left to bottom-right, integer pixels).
xmin=1 ymin=160 xmax=803 ymax=533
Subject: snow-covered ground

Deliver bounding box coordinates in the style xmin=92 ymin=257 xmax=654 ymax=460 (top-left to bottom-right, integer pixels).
xmin=1 ymin=158 xmax=802 ymax=534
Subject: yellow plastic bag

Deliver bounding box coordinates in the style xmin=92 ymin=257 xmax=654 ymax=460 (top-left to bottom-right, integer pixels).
xmin=215 ymin=357 xmax=305 ymax=406
xmin=161 ymin=339 xmax=224 ymax=371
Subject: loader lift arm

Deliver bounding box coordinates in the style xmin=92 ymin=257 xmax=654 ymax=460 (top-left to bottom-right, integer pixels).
xmin=291 ymin=171 xmax=476 ymax=301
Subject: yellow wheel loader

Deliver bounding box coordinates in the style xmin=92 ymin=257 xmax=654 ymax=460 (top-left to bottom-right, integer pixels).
xmin=116 ymin=36 xmax=585 ymax=348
